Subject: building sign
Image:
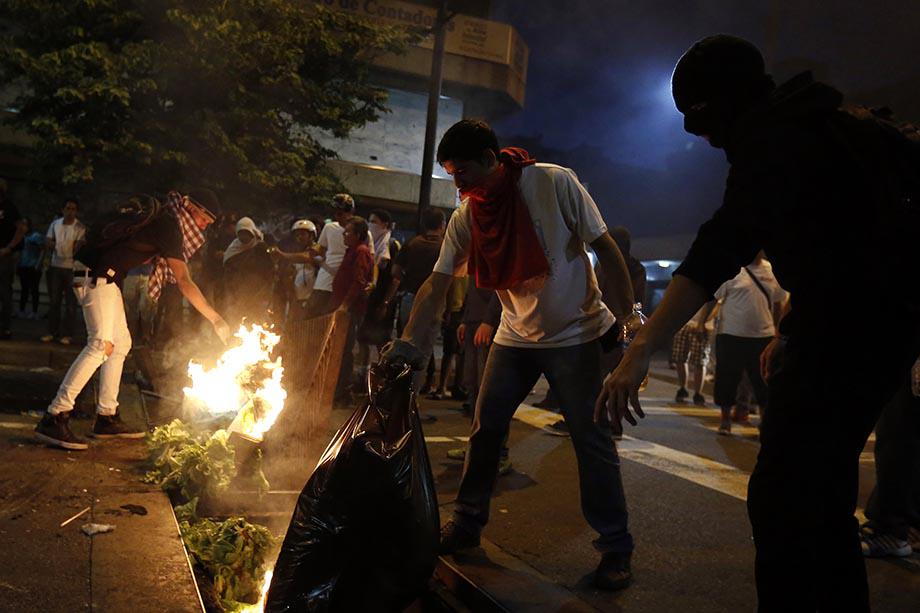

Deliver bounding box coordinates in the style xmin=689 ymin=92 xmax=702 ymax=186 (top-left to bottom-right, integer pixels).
xmin=318 ymin=0 xmax=529 ymax=79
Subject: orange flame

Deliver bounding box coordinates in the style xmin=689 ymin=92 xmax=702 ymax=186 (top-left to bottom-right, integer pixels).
xmin=239 ymin=567 xmax=273 ymax=612
xmin=183 ymin=324 xmax=287 ymax=442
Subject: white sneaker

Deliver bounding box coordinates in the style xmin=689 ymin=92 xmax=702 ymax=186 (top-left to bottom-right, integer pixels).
xmin=860 ymin=525 xmax=913 ymax=557
xmin=59 ymin=337 xmax=72 ymax=346
xmin=40 ymin=335 xmax=54 ymax=343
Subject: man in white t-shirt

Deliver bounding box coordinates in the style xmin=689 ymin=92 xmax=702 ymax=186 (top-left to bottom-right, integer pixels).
xmin=712 ymin=254 xmax=787 ymax=432
xmin=306 ymin=193 xmax=375 ymax=317
xmin=43 ymin=198 xmax=86 ymax=344
xmin=384 ymin=120 xmax=640 ymax=591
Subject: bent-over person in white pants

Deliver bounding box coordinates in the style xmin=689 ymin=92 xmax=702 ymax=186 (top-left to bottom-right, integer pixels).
xmin=35 ymin=190 xmax=231 ymax=450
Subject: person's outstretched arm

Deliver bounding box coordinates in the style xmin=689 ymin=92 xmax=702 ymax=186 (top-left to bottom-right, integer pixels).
xmin=595 ymin=275 xmax=710 ymax=426
xmin=167 ymin=257 xmax=231 ymax=343
xmin=394 ymin=271 xmax=454 ymax=365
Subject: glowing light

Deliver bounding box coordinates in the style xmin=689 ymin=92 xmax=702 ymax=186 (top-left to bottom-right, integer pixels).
xmin=239 ymin=567 xmax=273 ymax=613
xmin=183 ymin=324 xmax=287 ymax=442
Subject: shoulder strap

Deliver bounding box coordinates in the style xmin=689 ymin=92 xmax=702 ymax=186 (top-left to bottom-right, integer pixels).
xmin=743 ymin=266 xmax=772 ymax=306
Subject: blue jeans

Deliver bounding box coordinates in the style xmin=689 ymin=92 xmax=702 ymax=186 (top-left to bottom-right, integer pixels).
xmin=454 ymin=339 xmax=634 ymax=554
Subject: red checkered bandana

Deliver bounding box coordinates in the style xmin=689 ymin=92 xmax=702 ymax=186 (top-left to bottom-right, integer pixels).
xmin=147 ymin=191 xmax=206 ymax=302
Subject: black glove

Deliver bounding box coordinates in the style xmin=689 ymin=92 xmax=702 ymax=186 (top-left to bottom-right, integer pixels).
xmin=380 ymin=339 xmax=428 ymax=371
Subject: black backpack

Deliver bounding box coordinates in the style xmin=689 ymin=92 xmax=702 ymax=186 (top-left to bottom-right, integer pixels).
xmin=825 ymin=107 xmax=920 ymax=313
xmin=76 ymin=194 xmax=163 ymax=269
xmin=93 ymin=194 xmax=162 ymax=249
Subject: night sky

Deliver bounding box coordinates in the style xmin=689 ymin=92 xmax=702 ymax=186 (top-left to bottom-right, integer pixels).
xmin=489 ymin=0 xmax=920 ymax=238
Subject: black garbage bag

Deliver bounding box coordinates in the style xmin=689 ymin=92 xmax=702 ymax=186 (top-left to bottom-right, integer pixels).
xmin=266 ymin=360 xmax=440 ymax=612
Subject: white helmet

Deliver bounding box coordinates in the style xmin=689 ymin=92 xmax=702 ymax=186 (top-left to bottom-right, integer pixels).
xmin=291 ymin=219 xmax=316 ymax=234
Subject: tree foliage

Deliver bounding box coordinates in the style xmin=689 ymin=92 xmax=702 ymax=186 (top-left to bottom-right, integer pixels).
xmin=0 ymin=0 xmax=417 ymax=209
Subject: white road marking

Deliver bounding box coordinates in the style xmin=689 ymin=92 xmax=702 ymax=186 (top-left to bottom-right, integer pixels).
xmin=425 ymin=436 xmax=470 ymax=444
xmin=618 ymin=435 xmax=751 ymax=500
xmin=514 ymin=405 xmax=563 ymax=429
xmin=513 ymin=402 xmax=871 ymax=523
xmin=0 ymin=422 xmax=31 ymax=429
xmin=695 ymin=422 xmax=761 ymax=439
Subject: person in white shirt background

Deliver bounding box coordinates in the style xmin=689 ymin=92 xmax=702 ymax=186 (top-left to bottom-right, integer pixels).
xmin=305 ymin=193 xmax=375 ymax=318
xmin=43 ymin=198 xmax=86 ymax=345
xmin=711 ymin=252 xmax=788 ymax=433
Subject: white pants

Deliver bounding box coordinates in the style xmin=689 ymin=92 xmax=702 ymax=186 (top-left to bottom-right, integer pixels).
xmin=48 ymin=278 xmax=132 ymax=416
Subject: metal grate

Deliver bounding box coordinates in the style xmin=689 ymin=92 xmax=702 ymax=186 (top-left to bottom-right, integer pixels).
xmin=265 ymin=310 xmax=352 ymax=481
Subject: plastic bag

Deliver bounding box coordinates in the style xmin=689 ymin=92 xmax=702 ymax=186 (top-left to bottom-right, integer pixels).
xmin=266 ymin=360 xmax=440 ymax=612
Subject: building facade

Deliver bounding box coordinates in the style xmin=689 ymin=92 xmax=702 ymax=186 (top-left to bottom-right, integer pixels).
xmin=315 ymin=0 xmax=528 ymax=225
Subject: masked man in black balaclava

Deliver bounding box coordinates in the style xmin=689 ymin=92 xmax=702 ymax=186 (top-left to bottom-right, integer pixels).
xmin=597 ymin=35 xmax=920 ymax=611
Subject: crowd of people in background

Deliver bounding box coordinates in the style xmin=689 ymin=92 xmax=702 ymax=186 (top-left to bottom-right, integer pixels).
xmin=0 ymin=178 xmax=849 ymax=446
xmin=0 ymin=181 xmax=497 ymax=420
xmin=2 ymin=171 xmax=916 ymax=570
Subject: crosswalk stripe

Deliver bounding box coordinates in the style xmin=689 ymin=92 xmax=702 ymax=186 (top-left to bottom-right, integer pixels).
xmin=643 ymin=405 xmax=722 ymax=418
xmin=513 ymin=402 xmax=870 ymax=523
xmin=513 ymin=402 xmax=749 ymax=501
xmin=635 ymin=402 xmax=876 ymax=443
xmin=617 ymin=435 xmax=750 ymax=500
xmin=425 ymin=435 xmax=470 ymax=444
xmin=0 ymin=422 xmax=31 ymax=429
xmin=695 ymin=422 xmax=760 ymax=438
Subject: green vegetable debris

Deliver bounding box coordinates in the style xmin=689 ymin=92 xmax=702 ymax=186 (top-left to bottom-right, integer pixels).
xmin=144 ymin=420 xmax=277 ymax=612
xmin=181 ymin=515 xmax=277 ymax=608
xmin=144 ymin=420 xmax=237 ymax=501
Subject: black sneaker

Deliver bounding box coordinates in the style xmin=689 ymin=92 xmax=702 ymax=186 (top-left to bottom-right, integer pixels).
xmin=693 ymin=393 xmax=706 ymax=406
xmin=542 ymin=419 xmax=570 ymax=437
xmin=34 ymin=413 xmax=88 ymax=450
xmin=594 ymin=551 xmax=633 ymax=591
xmin=675 ymin=387 xmax=689 ymax=403
xmin=440 ymin=520 xmax=481 ymax=554
xmin=90 ymin=413 xmax=146 ymax=439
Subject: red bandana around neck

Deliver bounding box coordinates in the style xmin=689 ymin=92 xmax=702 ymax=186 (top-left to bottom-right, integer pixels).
xmin=460 ymin=147 xmax=550 ymax=291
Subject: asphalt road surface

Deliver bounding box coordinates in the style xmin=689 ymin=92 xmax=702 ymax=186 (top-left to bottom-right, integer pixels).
xmin=415 ymin=362 xmax=920 ymax=612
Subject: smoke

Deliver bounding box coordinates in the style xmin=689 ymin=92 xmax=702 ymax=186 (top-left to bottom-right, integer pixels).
xmin=490 ymin=0 xmax=920 ymax=238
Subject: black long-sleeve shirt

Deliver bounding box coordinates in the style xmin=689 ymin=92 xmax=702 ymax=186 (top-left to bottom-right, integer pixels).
xmin=674 ymin=73 xmax=883 ymax=339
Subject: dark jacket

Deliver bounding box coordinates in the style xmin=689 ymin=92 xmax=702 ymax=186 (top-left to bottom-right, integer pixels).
xmin=675 ymin=72 xmax=905 ymax=340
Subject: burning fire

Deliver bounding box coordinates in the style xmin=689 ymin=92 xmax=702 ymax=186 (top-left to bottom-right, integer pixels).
xmin=239 ymin=567 xmax=273 ymax=613
xmin=183 ymin=324 xmax=287 ymax=442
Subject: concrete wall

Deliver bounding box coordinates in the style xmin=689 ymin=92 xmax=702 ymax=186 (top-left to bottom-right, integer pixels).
xmin=327 ymin=159 xmax=458 ymax=210
xmin=310 ymin=88 xmax=463 ymax=180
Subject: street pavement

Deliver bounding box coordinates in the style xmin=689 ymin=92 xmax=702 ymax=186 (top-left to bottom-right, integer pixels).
xmin=3 ymin=303 xmax=918 ymax=612
xmin=413 ymin=362 xmax=920 ymax=612
xmin=0 ymin=331 xmax=202 ymax=613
